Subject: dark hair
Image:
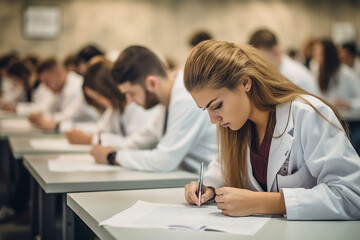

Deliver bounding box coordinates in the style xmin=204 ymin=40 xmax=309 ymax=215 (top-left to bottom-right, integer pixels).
xmin=37 ymin=57 xmax=58 ymax=74
xmin=318 ymin=39 xmax=341 ymax=93
xmin=189 ymin=31 xmax=213 ymax=47
xmin=83 ymin=57 xmax=125 ymax=111
xmin=0 ymin=53 xmax=19 ymax=70
xmin=77 ymin=45 xmax=104 ymax=63
xmin=7 ymin=60 xmax=34 ymax=102
xmin=112 ymin=46 xmax=167 ymax=85
xmin=64 ymin=54 xmax=79 ymax=68
xmin=341 ymin=42 xmax=357 ymax=57
xmin=248 ymin=29 xmax=278 ymax=49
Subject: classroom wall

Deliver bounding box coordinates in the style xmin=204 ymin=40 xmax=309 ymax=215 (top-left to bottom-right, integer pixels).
xmin=0 ymin=0 xmax=359 ymax=66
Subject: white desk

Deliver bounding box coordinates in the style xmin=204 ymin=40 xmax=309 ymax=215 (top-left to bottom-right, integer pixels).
xmin=24 ymin=154 xmax=197 ymax=240
xmin=339 ymin=109 xmax=360 ymax=122
xmin=68 ymin=188 xmax=360 ymax=240
xmin=9 ymin=136 xmax=88 ymax=159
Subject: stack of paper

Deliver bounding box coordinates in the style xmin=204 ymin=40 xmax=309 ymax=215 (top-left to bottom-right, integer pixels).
xmin=48 ymin=154 xmax=120 ymax=172
xmin=100 ymin=201 xmax=271 ymax=235
xmin=1 ymin=119 xmax=34 ymax=130
xmin=30 ymin=138 xmax=91 ymax=151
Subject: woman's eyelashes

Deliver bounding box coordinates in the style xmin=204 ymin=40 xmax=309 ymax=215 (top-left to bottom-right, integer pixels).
xmin=213 ymin=102 xmax=223 ymax=110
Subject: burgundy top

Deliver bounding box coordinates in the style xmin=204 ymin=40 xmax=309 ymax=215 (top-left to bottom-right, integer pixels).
xmin=250 ymin=112 xmax=276 ymax=192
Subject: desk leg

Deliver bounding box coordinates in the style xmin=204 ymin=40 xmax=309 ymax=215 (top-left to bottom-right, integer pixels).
xmin=38 ymin=186 xmax=56 ymax=240
xmin=62 ymin=193 xmax=74 ymax=240
xmin=30 ymin=177 xmax=39 ymax=239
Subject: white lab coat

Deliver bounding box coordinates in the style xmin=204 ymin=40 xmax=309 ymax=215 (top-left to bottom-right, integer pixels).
xmin=279 ymin=55 xmax=320 ymax=95
xmin=317 ymin=65 xmax=360 ymax=110
xmin=112 ymin=71 xmax=217 ymax=173
xmin=204 ymin=95 xmax=360 ymax=220
xmin=90 ymin=103 xmax=161 ymax=144
xmin=44 ymin=71 xmax=99 ymax=123
xmin=16 ymin=83 xmax=54 ymax=116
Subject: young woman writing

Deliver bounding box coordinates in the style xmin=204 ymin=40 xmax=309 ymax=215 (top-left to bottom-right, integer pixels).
xmin=184 ymin=40 xmax=360 ymax=220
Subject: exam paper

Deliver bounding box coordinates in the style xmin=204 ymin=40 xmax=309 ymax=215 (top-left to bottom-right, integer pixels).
xmin=1 ymin=119 xmax=34 ymax=130
xmin=48 ymin=154 xmax=119 ymax=172
xmin=100 ymin=201 xmax=271 ymax=235
xmin=30 ymin=138 xmax=91 ymax=151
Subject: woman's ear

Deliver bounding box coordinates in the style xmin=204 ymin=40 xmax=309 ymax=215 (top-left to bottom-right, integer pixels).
xmin=241 ymin=76 xmax=252 ymax=92
xmin=144 ymin=75 xmax=158 ymax=92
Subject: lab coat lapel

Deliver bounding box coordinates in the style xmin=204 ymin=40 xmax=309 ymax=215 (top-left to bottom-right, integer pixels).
xmin=246 ymin=147 xmax=264 ymax=192
xmin=267 ymin=101 xmax=294 ymax=192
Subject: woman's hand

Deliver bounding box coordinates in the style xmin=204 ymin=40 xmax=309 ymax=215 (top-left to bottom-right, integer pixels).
xmin=215 ymin=187 xmax=286 ymax=217
xmin=184 ymin=181 xmax=215 ymax=206
xmin=65 ymin=129 xmax=92 ymax=144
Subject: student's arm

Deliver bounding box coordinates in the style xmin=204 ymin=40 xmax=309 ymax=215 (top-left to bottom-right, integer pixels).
xmin=92 ymin=107 xmax=165 ymax=149
xmin=282 ymin=103 xmax=360 ymax=220
xmin=115 ymin=99 xmax=210 ymax=172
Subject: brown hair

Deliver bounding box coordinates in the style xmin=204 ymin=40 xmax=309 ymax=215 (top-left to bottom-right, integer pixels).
xmin=189 ymin=31 xmax=213 ymax=47
xmin=111 ymin=46 xmax=167 ymax=86
xmin=317 ymin=39 xmax=341 ymax=93
xmin=248 ymin=29 xmax=277 ymax=49
xmin=184 ymin=40 xmax=347 ymax=189
xmin=83 ymin=57 xmax=125 ymax=111
xmin=37 ymin=57 xmax=58 ymax=74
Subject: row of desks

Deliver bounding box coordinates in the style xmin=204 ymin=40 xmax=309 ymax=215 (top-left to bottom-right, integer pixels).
xmin=1 ymin=112 xmax=360 ymax=240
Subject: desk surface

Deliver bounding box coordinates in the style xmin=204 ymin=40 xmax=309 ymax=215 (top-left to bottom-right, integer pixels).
xmin=339 ymin=109 xmax=360 ymax=121
xmin=67 ymin=188 xmax=360 ymax=240
xmin=24 ymin=154 xmax=197 ymax=194
xmin=9 ymin=136 xmax=87 ymax=158
xmin=0 ymin=118 xmax=58 ymax=138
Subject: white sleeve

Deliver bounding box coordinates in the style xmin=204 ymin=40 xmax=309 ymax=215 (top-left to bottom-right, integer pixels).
xmin=203 ymin=158 xmax=224 ymax=189
xmin=116 ymin=98 xmax=209 ymax=172
xmin=282 ymin=104 xmax=360 ymax=220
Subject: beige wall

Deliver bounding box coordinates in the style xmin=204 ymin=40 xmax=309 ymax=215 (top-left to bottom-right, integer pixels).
xmin=0 ymin=0 xmax=359 ymax=66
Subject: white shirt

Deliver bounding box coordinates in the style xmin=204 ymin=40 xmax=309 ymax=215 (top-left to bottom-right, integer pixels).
xmin=279 ymin=55 xmax=320 ymax=95
xmin=45 ymin=71 xmax=99 ymax=123
xmin=204 ymin=95 xmax=360 ymax=220
xmin=16 ymin=83 xmax=55 ymax=116
xmin=112 ymin=71 xmax=217 ymax=173
xmin=90 ymin=103 xmax=162 ymax=144
xmin=0 ymin=76 xmax=26 ymax=103
xmin=319 ymin=65 xmax=360 ymax=110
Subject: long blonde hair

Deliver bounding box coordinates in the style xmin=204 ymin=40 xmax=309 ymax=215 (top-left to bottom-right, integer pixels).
xmin=184 ymin=40 xmax=347 ymax=189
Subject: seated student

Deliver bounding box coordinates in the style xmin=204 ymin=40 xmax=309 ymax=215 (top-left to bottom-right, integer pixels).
xmin=90 ymin=46 xmax=217 ymax=172
xmin=76 ymin=45 xmax=104 ymax=76
xmin=29 ymin=57 xmax=99 ymax=130
xmin=66 ymin=57 xmax=159 ymax=144
xmin=0 ymin=53 xmax=22 ymax=104
xmin=183 ymin=40 xmax=360 ymax=220
xmin=338 ymin=42 xmax=360 ymax=80
xmin=249 ymin=29 xmax=319 ymax=95
xmin=311 ymin=39 xmax=360 ymax=110
xmin=1 ymin=58 xmax=54 ymax=115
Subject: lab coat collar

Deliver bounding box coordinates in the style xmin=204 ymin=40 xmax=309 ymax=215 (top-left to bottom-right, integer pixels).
xmin=267 ymin=100 xmax=294 ymax=191
xmin=247 ymin=100 xmax=294 ymax=192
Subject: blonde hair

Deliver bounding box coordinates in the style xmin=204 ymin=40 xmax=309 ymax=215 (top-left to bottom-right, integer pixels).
xmin=184 ymin=40 xmax=347 ymax=189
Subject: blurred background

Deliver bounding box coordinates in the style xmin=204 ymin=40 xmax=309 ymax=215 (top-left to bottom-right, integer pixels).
xmin=1 ymin=0 xmax=359 ymax=66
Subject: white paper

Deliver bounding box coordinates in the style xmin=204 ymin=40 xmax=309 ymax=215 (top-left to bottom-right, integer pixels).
xmin=30 ymin=138 xmax=91 ymax=151
xmin=48 ymin=154 xmax=119 ymax=172
xmin=1 ymin=119 xmax=34 ymax=130
xmin=100 ymin=201 xmax=271 ymax=235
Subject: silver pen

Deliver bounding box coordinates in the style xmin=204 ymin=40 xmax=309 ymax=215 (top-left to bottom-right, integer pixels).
xmin=198 ymin=162 xmax=204 ymax=206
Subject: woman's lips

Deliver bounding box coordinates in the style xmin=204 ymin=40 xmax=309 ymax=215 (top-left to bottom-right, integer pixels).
xmin=222 ymin=122 xmax=230 ymax=127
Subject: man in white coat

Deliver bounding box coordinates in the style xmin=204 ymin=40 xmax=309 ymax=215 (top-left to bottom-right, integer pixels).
xmin=248 ymin=29 xmax=320 ymax=95
xmin=29 ymin=57 xmax=99 ymax=130
xmin=91 ymin=46 xmax=217 ymax=173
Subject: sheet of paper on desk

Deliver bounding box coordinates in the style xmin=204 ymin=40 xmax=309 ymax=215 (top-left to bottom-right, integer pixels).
xmin=48 ymin=154 xmax=119 ymax=172
xmin=30 ymin=138 xmax=91 ymax=151
xmin=1 ymin=119 xmax=33 ymax=129
xmin=99 ymin=200 xmax=271 ymax=235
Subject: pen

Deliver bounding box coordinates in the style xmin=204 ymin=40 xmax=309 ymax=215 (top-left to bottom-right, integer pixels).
xmin=198 ymin=162 xmax=204 ymax=207
xmin=98 ymin=131 xmax=101 ymax=145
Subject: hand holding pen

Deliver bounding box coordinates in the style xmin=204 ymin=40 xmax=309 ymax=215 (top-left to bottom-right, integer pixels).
xmin=184 ymin=163 xmax=215 ymax=206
